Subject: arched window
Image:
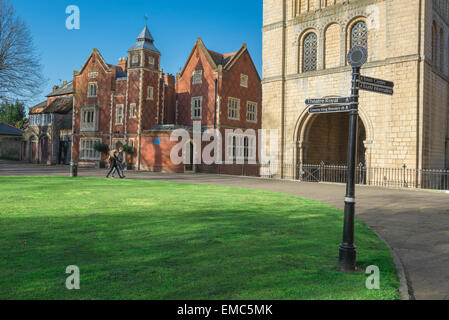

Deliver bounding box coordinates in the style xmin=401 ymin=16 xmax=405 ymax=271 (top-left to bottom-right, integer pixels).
xmin=432 ymin=23 xmax=437 ymax=66
xmin=351 ymin=21 xmax=368 ymax=50
xmin=302 ymin=32 xmax=318 ymax=72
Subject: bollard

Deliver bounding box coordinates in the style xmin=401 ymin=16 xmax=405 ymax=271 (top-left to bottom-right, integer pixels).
xmin=70 ymin=162 xmax=78 ymax=177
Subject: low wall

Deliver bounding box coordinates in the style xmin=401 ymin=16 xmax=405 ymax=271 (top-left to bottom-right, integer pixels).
xmin=0 ymin=137 xmax=22 ymax=160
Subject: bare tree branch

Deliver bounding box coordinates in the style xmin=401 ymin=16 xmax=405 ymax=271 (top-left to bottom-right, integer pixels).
xmin=0 ymin=0 xmax=44 ymax=103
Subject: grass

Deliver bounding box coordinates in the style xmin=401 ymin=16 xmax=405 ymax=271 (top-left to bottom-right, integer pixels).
xmin=0 ymin=176 xmax=400 ymax=300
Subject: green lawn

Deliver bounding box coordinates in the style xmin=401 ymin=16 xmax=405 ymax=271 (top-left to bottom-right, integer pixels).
xmin=0 ymin=176 xmax=399 ymax=300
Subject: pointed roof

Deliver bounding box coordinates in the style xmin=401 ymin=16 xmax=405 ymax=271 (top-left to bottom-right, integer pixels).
xmin=179 ymin=38 xmax=258 ymax=79
xmin=129 ymin=25 xmax=160 ymax=53
xmin=75 ymin=48 xmax=112 ymax=76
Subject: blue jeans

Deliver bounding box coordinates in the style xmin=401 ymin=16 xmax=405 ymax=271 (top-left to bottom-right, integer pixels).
xmin=111 ymin=162 xmax=124 ymax=177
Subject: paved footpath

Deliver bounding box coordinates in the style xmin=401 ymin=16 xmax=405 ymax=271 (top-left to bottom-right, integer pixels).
xmin=1 ymin=159 xmax=448 ymax=300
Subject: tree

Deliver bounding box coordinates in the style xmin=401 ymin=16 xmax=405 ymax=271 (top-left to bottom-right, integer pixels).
xmin=0 ymin=0 xmax=44 ymax=103
xmin=0 ymin=100 xmax=26 ymax=128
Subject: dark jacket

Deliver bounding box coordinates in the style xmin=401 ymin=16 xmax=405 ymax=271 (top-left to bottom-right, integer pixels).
xmin=116 ymin=151 xmax=123 ymax=164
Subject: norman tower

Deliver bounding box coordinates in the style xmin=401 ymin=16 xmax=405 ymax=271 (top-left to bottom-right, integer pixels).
xmin=262 ymin=0 xmax=449 ymax=177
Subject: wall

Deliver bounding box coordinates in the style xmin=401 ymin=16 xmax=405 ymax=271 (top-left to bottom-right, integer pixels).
xmin=262 ymin=0 xmax=437 ymax=173
xmin=0 ymin=137 xmax=22 ymax=160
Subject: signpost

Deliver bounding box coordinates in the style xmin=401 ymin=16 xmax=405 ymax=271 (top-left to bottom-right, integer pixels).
xmin=307 ymin=105 xmax=355 ymax=114
xmin=304 ymin=46 xmax=394 ymax=272
xmin=305 ymin=97 xmax=354 ymax=105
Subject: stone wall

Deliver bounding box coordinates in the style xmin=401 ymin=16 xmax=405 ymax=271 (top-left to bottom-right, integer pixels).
xmin=262 ymin=0 xmax=449 ymax=174
xmin=0 ymin=137 xmax=22 ymax=160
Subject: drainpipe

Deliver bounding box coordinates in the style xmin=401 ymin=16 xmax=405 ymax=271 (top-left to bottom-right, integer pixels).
xmin=416 ymin=0 xmax=423 ymax=185
xmin=214 ymin=78 xmax=218 ymax=129
xmin=280 ymin=0 xmax=287 ymax=178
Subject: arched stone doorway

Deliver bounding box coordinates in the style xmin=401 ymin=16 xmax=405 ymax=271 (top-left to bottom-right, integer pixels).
xmin=30 ymin=136 xmax=38 ymax=163
xmin=39 ymin=136 xmax=51 ymax=164
xmin=299 ymin=112 xmax=367 ymax=166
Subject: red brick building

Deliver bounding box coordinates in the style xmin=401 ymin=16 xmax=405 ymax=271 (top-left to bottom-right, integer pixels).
xmin=71 ymin=25 xmax=261 ymax=174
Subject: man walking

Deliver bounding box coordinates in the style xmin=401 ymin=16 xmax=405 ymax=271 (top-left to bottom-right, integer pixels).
xmin=111 ymin=147 xmax=125 ymax=178
xmin=106 ymin=149 xmax=124 ymax=179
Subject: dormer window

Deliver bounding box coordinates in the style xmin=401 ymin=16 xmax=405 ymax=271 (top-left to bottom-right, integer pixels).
xmin=192 ymin=70 xmax=203 ymax=85
xmin=88 ymin=82 xmax=97 ymax=97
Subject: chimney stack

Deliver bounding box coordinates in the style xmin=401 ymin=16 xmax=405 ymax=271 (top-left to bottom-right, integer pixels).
xmin=118 ymin=57 xmax=128 ymax=71
xmin=164 ymin=74 xmax=175 ymax=88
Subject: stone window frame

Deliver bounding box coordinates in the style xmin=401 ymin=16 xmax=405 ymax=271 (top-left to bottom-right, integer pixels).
xmin=246 ymin=101 xmax=257 ymax=123
xmin=116 ymin=104 xmax=124 ymax=125
xmin=80 ymin=138 xmax=101 ymax=160
xmin=432 ymin=21 xmax=438 ymax=67
xmin=148 ymin=56 xmax=155 ymax=67
xmin=128 ymin=138 xmax=135 ymax=150
xmin=228 ymin=97 xmax=240 ymax=121
xmin=80 ymin=106 xmax=98 ymax=132
xmin=82 ymin=109 xmax=95 ymax=124
xmin=191 ymin=96 xmax=202 ymax=120
xmin=240 ymin=74 xmax=248 ymax=88
xmin=323 ymin=22 xmax=342 ymax=70
xmin=298 ymin=29 xmax=318 ymax=73
xmin=131 ymin=53 xmax=140 ymax=66
xmin=243 ymin=135 xmax=256 ymax=159
xmin=227 ymin=133 xmax=256 ymax=160
xmin=129 ymin=103 xmax=137 ymax=119
xmin=346 ymin=18 xmax=368 ymax=63
xmin=148 ymin=86 xmax=154 ymax=100
xmin=88 ymin=82 xmax=98 ymax=98
xmin=192 ymin=70 xmax=203 ymax=85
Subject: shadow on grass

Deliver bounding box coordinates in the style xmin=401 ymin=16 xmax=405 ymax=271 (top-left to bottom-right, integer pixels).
xmin=0 ymin=176 xmax=399 ymax=300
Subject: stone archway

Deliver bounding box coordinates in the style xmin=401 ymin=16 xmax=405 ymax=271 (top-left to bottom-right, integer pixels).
xmin=297 ymin=112 xmax=367 ymax=166
xmin=39 ymin=135 xmax=51 ymax=164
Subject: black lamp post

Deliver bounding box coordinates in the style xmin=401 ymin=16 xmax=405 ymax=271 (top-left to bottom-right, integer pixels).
xmin=338 ymin=46 xmax=367 ymax=272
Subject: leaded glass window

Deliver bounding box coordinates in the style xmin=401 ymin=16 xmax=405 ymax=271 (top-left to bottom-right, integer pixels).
xmin=351 ymin=21 xmax=368 ymax=50
xmin=302 ymin=33 xmax=317 ymax=72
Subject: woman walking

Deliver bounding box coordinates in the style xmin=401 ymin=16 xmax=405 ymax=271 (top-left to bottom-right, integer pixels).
xmin=106 ymin=149 xmax=124 ymax=179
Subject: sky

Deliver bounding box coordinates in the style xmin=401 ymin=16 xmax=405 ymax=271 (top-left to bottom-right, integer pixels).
xmin=10 ymin=0 xmax=263 ymax=108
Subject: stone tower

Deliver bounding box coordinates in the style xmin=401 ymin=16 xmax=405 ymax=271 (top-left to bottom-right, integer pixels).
xmin=262 ymin=0 xmax=449 ymax=177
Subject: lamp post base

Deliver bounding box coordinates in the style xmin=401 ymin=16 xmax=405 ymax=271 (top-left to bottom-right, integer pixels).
xmin=338 ymin=243 xmax=356 ymax=272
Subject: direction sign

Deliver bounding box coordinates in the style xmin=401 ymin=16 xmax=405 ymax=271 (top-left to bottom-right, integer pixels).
xmin=305 ymin=97 xmax=354 ymax=105
xmin=307 ymin=105 xmax=355 ymax=114
xmin=357 ymin=81 xmax=394 ymax=95
xmin=359 ymin=75 xmax=394 ymax=88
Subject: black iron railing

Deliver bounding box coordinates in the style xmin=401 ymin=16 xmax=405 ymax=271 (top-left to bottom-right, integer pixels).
xmin=259 ymin=162 xmax=449 ymax=191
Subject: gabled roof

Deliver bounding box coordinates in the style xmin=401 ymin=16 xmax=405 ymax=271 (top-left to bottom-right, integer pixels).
xmin=129 ymin=25 xmax=160 ymax=53
xmin=29 ymin=101 xmax=47 ymax=114
xmin=0 ymin=121 xmax=23 ymax=136
xmin=207 ymin=50 xmax=237 ymax=69
xmin=179 ymin=38 xmax=256 ymax=79
xmin=75 ymin=48 xmax=112 ymax=76
xmin=46 ymin=81 xmax=74 ymax=97
xmin=42 ymin=97 xmax=73 ymax=114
